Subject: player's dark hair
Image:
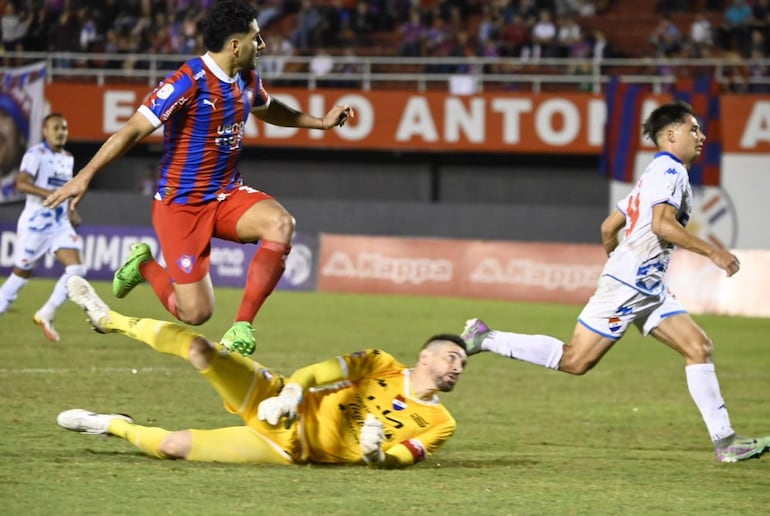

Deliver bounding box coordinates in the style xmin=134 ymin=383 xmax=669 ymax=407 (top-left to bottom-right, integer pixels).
xmin=642 ymin=100 xmax=695 ymax=146
xmin=202 ymin=0 xmax=259 ymax=52
xmin=43 ymin=112 xmax=65 ymax=124
xmin=422 ymin=334 xmax=468 ymax=354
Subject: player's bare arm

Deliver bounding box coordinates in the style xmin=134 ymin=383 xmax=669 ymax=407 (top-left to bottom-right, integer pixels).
xmin=44 ymin=113 xmax=156 ymax=209
xmin=599 ymin=209 xmax=626 ymax=256
xmin=254 ymin=98 xmax=354 ymax=130
xmin=651 ymin=203 xmax=740 ymax=276
xmin=15 ymin=171 xmax=53 ymax=199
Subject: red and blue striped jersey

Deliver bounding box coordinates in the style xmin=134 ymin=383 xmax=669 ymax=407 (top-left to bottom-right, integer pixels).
xmin=137 ymin=53 xmax=270 ymax=205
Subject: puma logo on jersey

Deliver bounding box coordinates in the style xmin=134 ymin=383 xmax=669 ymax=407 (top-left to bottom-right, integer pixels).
xmin=202 ymin=98 xmax=217 ymax=110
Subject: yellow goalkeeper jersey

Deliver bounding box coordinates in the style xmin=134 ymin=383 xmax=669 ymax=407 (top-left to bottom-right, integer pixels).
xmin=297 ymin=349 xmax=456 ymax=467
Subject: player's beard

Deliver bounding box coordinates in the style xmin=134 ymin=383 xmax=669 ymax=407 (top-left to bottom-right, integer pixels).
xmin=435 ymin=373 xmax=458 ymax=392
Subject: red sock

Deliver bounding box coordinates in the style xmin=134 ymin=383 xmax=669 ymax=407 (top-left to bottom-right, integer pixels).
xmin=235 ymin=240 xmax=290 ymax=323
xmin=139 ymin=260 xmax=178 ymax=318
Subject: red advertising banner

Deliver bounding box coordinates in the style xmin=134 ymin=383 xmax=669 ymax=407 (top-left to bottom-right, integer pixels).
xmin=318 ymin=234 xmax=770 ymax=317
xmin=317 ymin=234 xmax=606 ymax=305
xmin=45 ymin=84 xmax=770 ymax=154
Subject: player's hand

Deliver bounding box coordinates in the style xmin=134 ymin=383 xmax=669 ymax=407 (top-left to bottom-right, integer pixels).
xmin=322 ymin=105 xmax=355 ymax=129
xmin=257 ymin=382 xmax=303 ymax=429
xmin=44 ymin=174 xmax=90 ymax=210
xmin=710 ymin=248 xmax=740 ymax=277
xmin=360 ymin=413 xmax=385 ymax=465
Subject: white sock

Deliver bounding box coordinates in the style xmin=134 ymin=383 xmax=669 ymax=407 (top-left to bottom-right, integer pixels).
xmin=685 ymin=363 xmax=734 ymax=443
xmin=38 ymin=264 xmax=87 ymax=318
xmin=483 ymin=330 xmax=564 ymax=369
xmin=0 ymin=273 xmax=29 ymax=312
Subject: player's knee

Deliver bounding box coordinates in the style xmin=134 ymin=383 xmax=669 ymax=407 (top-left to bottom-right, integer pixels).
xmin=272 ymin=211 xmax=295 ymax=239
xmin=688 ymin=336 xmax=714 ymax=362
xmin=188 ymin=336 xmax=216 ymax=368
xmin=177 ymin=306 xmax=213 ymax=326
xmin=559 ymin=350 xmax=597 ymax=375
xmin=159 ymin=431 xmax=192 ymax=459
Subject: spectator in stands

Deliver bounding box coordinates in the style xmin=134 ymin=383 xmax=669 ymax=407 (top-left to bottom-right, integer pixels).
xmin=649 ymin=13 xmax=683 ymax=57
xmin=566 ymin=0 xmax=597 ymax=17
xmin=256 ymin=0 xmax=286 ymax=29
xmin=717 ymin=0 xmax=752 ymax=54
xmin=751 ymin=0 xmax=770 ymax=44
xmin=48 ymin=9 xmax=81 ymax=68
xmin=319 ymin=0 xmax=350 ymax=48
xmin=690 ymin=12 xmax=714 ymax=57
xmin=476 ymin=4 xmax=501 ymax=51
xmin=748 ymin=48 xmax=770 ymax=92
xmin=591 ymin=28 xmax=613 ymax=61
xmin=1 ymin=2 xmax=33 ymax=59
xmin=309 ymin=48 xmax=335 ymax=87
xmin=331 ymin=45 xmax=363 ymax=88
xmin=398 ymin=8 xmax=426 ymax=57
xmin=529 ymin=9 xmax=558 ymax=60
xmin=556 ymin=13 xmax=582 ymax=58
xmin=349 ymin=1 xmax=377 ymax=47
xmin=746 ymin=29 xmax=769 ymax=58
xmin=292 ymin=0 xmax=323 ymax=53
xmin=498 ymin=13 xmax=530 ymax=58
xmin=259 ymin=33 xmax=295 ymax=80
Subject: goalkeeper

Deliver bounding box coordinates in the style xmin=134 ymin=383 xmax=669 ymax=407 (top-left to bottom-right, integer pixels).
xmin=57 ymin=277 xmax=467 ymax=468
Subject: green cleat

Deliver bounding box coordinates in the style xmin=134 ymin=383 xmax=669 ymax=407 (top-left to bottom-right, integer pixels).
xmin=221 ymin=321 xmax=257 ymax=356
xmin=460 ymin=318 xmax=491 ymax=355
xmin=715 ymin=434 xmax=770 ymax=463
xmin=112 ymin=243 xmax=152 ymax=299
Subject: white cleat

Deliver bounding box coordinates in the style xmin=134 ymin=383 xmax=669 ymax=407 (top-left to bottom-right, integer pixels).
xmin=65 ymin=276 xmax=112 ymax=333
xmin=57 ymin=409 xmax=133 ymax=435
xmin=33 ymin=311 xmax=60 ymax=342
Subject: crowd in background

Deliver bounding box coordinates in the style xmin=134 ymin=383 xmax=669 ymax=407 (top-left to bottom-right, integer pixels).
xmin=0 ymin=0 xmax=768 ymax=91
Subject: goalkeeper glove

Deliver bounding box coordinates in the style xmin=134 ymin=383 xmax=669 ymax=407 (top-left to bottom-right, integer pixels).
xmin=360 ymin=413 xmax=386 ymax=465
xmin=257 ymin=382 xmax=303 ymax=429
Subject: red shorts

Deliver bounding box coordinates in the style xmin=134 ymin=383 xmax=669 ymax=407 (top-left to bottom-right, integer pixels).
xmin=152 ymin=186 xmax=274 ymax=284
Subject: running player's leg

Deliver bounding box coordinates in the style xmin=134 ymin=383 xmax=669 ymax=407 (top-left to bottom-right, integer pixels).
xmin=462 ymin=276 xmax=629 ymax=374
xmin=0 ymin=228 xmax=43 ymax=313
xmin=649 ymin=308 xmax=770 ymax=462
xmin=214 ymin=187 xmax=294 ymax=355
xmin=34 ymin=234 xmax=86 ymax=341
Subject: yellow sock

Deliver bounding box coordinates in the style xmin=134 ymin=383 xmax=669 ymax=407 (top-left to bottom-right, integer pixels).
xmin=106 ymin=311 xmax=199 ymax=359
xmin=108 ymin=418 xmax=170 ymax=459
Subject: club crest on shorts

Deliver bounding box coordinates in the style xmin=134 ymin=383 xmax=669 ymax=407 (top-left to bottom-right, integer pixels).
xmin=608 ymin=316 xmax=622 ymax=333
xmin=177 ymin=254 xmax=194 ymax=274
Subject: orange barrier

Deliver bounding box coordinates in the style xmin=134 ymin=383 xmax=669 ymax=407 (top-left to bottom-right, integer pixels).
xmin=45 ymin=84 xmax=770 ymax=154
xmin=318 ymin=234 xmax=770 ymax=317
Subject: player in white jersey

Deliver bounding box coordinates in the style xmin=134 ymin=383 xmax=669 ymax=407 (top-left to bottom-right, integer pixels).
xmin=459 ymin=101 xmax=769 ymax=463
xmin=0 ymin=113 xmax=86 ymax=341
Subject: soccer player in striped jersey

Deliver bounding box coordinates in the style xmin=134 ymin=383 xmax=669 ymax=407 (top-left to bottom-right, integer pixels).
xmin=59 ymin=276 xmax=466 ymax=468
xmin=461 ymin=101 xmax=770 ymax=463
xmin=0 ymin=113 xmax=87 ymax=342
xmin=44 ymin=0 xmax=354 ymax=356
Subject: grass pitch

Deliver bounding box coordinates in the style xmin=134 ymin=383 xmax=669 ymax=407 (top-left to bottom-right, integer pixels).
xmin=1 ymin=279 xmax=769 ymax=515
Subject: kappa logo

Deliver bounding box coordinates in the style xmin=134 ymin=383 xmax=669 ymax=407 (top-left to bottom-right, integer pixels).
xmin=202 ymin=98 xmax=217 ymax=110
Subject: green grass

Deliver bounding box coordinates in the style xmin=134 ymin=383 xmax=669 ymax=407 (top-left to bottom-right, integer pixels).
xmin=1 ymin=279 xmax=769 ymax=515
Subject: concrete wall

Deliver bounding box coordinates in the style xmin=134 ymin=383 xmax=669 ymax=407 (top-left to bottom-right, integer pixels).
xmin=1 ymin=149 xmax=608 ymax=243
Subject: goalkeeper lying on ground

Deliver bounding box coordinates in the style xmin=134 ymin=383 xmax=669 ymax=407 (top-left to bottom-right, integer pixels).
xmin=57 ymin=276 xmax=467 ymax=468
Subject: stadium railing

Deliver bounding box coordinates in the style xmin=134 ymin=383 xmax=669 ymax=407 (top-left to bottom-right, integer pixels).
xmin=1 ymin=51 xmax=769 ymax=93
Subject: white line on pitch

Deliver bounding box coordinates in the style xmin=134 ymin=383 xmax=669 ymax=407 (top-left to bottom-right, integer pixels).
xmin=0 ymin=366 xmax=179 ymax=374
